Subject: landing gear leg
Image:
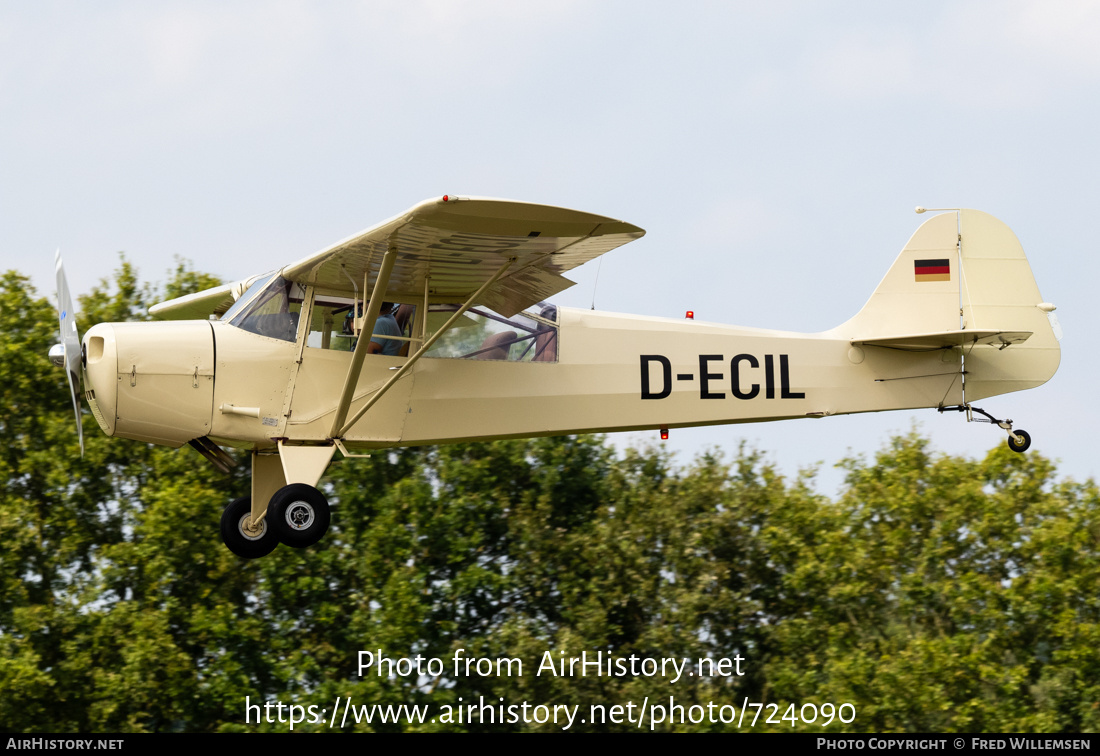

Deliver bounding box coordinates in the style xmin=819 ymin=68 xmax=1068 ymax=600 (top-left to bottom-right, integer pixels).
xmin=219 ymin=445 xmax=336 ymax=557
xmin=939 ymin=404 xmax=1031 ymax=454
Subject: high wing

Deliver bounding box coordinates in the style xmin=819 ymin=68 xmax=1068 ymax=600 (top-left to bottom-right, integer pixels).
xmin=150 ymin=196 xmax=644 ymax=320
xmin=149 ymin=282 xmax=238 ymax=320
xmin=149 ymin=275 xmax=269 ymax=320
xmin=282 ymin=196 xmax=645 ymax=317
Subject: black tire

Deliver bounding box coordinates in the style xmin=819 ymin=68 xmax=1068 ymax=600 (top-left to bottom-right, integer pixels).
xmin=1007 ymin=429 xmax=1032 ymax=453
xmin=220 ymin=495 xmax=279 ymax=559
xmin=269 ymin=484 xmax=330 ymax=548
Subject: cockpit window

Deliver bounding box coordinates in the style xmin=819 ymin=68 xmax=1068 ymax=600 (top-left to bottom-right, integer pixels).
xmin=227 ymin=276 xmax=304 ymax=342
xmin=305 ymin=297 xmax=417 ymax=355
xmin=220 ymin=272 xmax=277 ymax=324
xmin=424 ymin=303 xmax=558 ymax=362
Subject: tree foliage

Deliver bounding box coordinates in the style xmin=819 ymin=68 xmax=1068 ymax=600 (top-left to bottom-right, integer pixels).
xmin=1 ymin=263 xmax=1097 ymax=733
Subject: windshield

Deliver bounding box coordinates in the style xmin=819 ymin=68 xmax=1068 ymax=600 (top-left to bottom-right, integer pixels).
xmin=220 ymin=272 xmax=277 ymax=324
xmin=227 ymin=275 xmax=304 ymax=342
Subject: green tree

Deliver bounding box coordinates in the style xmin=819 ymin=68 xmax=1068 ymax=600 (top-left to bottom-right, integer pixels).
xmin=764 ymin=435 xmax=1100 ymax=733
xmin=1 ymin=261 xmax=1098 ymax=733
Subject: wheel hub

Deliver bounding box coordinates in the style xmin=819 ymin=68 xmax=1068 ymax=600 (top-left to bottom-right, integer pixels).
xmin=238 ymin=514 xmax=266 ymax=541
xmin=285 ymin=500 xmax=315 ymax=531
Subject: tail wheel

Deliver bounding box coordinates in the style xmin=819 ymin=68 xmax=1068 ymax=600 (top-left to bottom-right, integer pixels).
xmin=940 ymin=405 xmax=1033 ymax=454
xmin=269 ymin=484 xmax=330 ymax=548
xmin=1007 ymin=429 xmax=1032 ymax=453
xmin=220 ymin=495 xmax=279 ymax=559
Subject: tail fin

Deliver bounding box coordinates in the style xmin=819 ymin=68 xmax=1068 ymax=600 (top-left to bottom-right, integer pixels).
xmin=834 ymin=209 xmax=1060 ymax=400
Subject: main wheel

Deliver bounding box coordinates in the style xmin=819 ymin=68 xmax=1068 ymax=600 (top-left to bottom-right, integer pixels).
xmin=220 ymin=495 xmax=279 ymax=559
xmin=1007 ymin=429 xmax=1032 ymax=453
xmin=268 ymin=484 xmax=330 ymax=548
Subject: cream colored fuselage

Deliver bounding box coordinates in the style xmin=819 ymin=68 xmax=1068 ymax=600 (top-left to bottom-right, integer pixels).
xmin=67 ymin=205 xmax=1060 ymax=560
xmin=83 ymin=304 xmax=1058 ymax=452
xmin=81 ymin=208 xmax=1060 ymax=454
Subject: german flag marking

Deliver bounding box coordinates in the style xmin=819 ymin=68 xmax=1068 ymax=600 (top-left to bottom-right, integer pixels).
xmin=915 ymin=258 xmax=950 ymax=282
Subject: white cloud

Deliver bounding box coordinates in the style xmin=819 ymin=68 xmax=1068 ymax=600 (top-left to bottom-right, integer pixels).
xmin=137 ymin=2 xmax=323 ymax=89
xmin=808 ymin=30 xmax=919 ymax=100
xmin=960 ymin=0 xmax=1100 ymax=73
xmin=765 ymin=1 xmax=1100 ymax=108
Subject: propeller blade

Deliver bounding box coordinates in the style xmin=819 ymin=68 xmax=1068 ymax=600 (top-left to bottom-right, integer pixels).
xmin=55 ymin=249 xmax=84 ymax=456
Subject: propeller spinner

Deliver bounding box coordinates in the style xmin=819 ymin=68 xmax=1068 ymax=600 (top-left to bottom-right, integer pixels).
xmin=52 ymin=250 xmax=84 ymax=455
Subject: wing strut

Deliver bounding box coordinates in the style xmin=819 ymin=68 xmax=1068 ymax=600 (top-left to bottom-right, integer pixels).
xmin=334 ymin=257 xmax=516 ymax=439
xmin=329 ymin=245 xmax=400 ymax=437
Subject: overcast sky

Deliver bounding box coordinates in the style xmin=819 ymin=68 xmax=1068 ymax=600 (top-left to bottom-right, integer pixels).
xmin=3 ymin=1 xmax=1094 ymax=493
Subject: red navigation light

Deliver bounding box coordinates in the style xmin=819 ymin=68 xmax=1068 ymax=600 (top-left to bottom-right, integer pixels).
xmin=442 ymin=195 xmax=449 ymax=202
xmin=660 ymin=426 xmax=669 ymax=440
xmin=685 ymin=310 xmax=694 ymax=320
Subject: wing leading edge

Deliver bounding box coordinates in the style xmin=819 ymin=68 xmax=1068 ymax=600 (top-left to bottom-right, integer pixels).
xmin=148 ymin=196 xmax=644 ymax=320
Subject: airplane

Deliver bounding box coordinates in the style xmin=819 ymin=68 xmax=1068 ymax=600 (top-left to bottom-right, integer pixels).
xmin=49 ymin=197 xmax=1061 ymax=559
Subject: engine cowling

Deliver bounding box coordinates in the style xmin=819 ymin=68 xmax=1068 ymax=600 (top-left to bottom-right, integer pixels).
xmin=83 ymin=321 xmax=216 ymax=447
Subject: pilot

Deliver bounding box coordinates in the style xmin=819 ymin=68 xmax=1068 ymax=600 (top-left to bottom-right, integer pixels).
xmin=345 ymin=301 xmax=403 ymax=356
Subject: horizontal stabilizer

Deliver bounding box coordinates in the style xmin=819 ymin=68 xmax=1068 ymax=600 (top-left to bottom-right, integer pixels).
xmin=853 ymin=329 xmax=1032 ymax=351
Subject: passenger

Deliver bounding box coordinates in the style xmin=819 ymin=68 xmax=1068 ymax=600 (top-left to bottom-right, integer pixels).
xmin=367 ymin=302 xmax=403 ymax=356
xmin=394 ymin=304 xmax=416 ymax=357
xmin=343 ymin=301 xmax=404 ymax=356
xmin=533 ymin=305 xmax=558 ymax=361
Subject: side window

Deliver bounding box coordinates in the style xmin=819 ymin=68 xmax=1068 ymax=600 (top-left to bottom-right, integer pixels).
xmin=308 ymin=300 xmax=356 ymax=350
xmin=308 ymin=299 xmax=417 ymax=355
xmin=424 ymin=303 xmax=558 ymax=362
